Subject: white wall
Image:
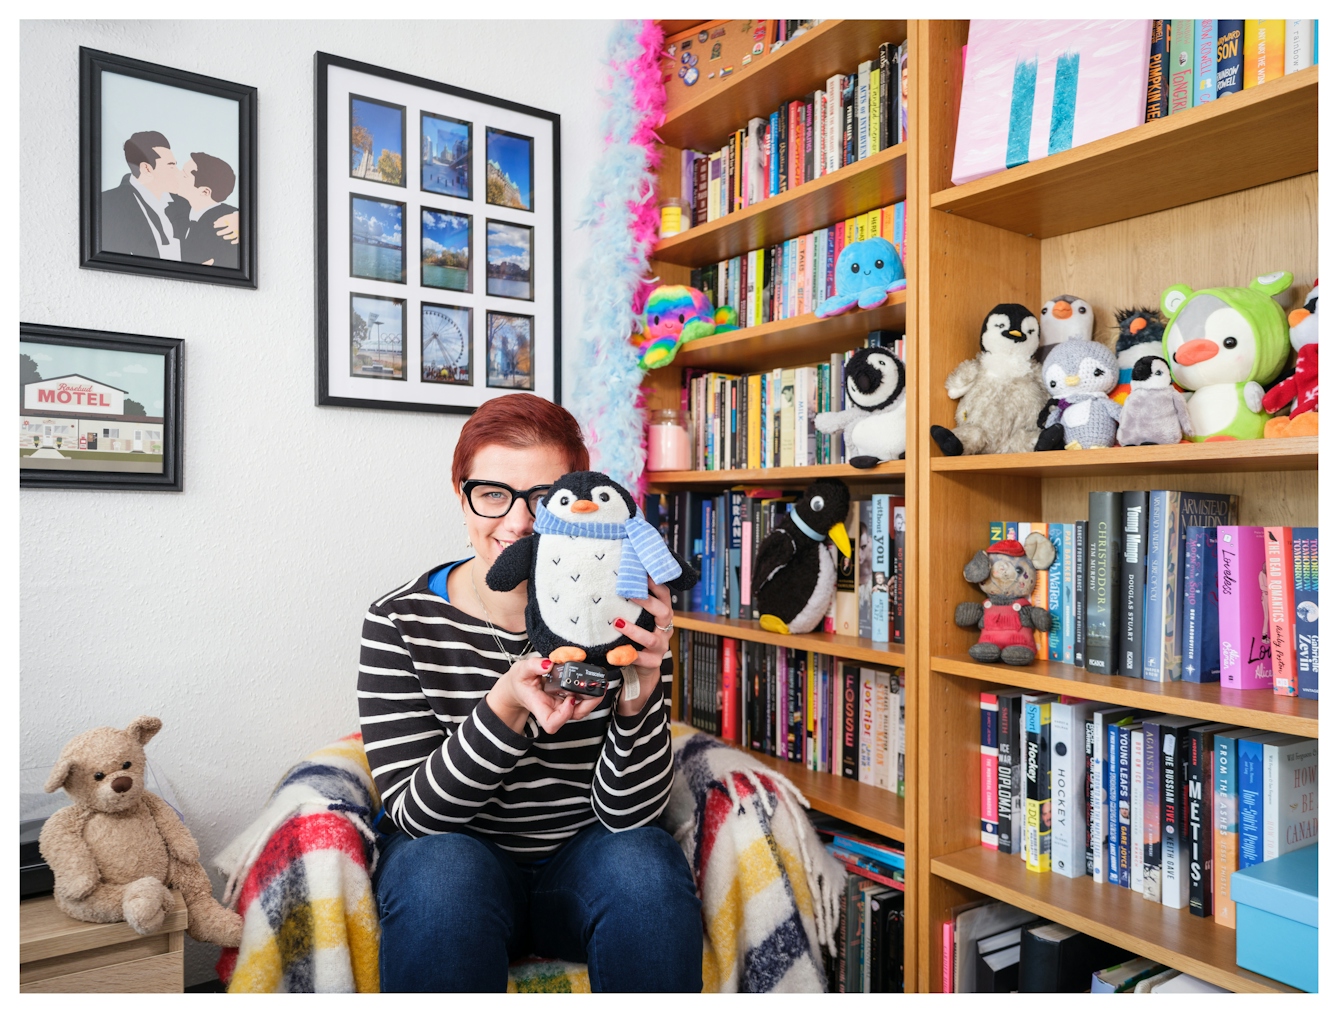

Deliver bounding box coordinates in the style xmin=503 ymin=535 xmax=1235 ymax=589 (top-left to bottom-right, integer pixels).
xmin=20 ymin=19 xmax=615 ymax=985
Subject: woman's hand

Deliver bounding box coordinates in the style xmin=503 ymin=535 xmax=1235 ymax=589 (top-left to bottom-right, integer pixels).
xmin=614 ymin=581 xmax=674 ymax=716
xmin=486 ymin=655 xmax=604 ymax=735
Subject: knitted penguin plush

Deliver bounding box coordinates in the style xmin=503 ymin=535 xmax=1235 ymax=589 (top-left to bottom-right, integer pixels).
xmin=486 ymin=471 xmax=698 ymax=668
xmin=1162 ymin=271 xmax=1293 ymax=440
xmin=954 ymin=533 xmax=1056 ymax=665
xmin=1262 ymin=279 xmax=1319 ymax=438
xmin=1035 ymin=338 xmax=1122 ymax=450
xmin=814 ymin=347 xmax=907 ymax=467
xmin=752 ymin=479 xmax=852 ymax=635
xmin=1110 ymin=307 xmax=1170 ymax=405
xmin=1037 ymin=294 xmax=1093 ymax=364
xmin=930 ymin=303 xmax=1048 ymax=456
xmin=1116 ymin=355 xmax=1194 ymax=445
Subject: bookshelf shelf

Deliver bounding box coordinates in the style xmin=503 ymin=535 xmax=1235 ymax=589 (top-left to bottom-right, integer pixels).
xmin=648 ymin=460 xmax=905 ymax=489
xmin=670 ymin=296 xmax=907 ymax=372
xmin=659 ymin=19 xmax=908 ymax=152
xmin=932 ymin=654 xmax=1318 ymax=738
xmin=930 ymin=846 xmax=1300 ymax=994
xmin=675 ymin=611 xmax=907 ymax=667
xmin=654 ymin=144 xmax=907 ymax=267
xmin=928 ymin=438 xmax=1318 ymax=478
xmin=928 ymin=66 xmax=1318 ymax=238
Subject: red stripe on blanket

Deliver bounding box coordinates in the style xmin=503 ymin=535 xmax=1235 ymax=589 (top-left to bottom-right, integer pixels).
xmin=697 ymin=770 xmax=778 ymax=879
xmin=233 ymin=811 xmax=369 ymax=913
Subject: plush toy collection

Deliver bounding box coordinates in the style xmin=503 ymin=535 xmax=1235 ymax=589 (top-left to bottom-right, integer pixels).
xmin=632 ymin=284 xmax=737 ymax=370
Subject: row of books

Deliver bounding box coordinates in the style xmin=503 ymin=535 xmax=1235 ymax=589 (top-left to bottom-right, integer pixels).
xmin=811 ymin=817 xmax=906 ymax=992
xmin=678 ymin=631 xmax=906 ymax=793
xmin=990 ymin=491 xmax=1320 ymax=698
xmin=679 ymin=40 xmax=909 ymax=229
xmin=1146 ymin=19 xmax=1318 ymax=119
xmin=979 ymin=691 xmax=1319 ymax=927
xmin=687 ymin=202 xmax=908 ymax=331
xmin=646 ymin=488 xmax=908 ymax=644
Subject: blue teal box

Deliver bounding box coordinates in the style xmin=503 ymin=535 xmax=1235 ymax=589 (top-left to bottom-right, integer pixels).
xmin=1231 ymin=844 xmax=1318 ymax=992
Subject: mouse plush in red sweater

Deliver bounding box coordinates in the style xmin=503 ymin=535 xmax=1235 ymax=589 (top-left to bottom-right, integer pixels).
xmin=1263 ymin=279 xmax=1319 ymax=438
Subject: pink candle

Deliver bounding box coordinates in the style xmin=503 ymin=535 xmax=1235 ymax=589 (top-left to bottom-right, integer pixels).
xmin=647 ymin=410 xmax=690 ymax=471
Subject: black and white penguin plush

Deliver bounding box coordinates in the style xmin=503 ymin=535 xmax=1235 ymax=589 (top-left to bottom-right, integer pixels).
xmin=751 ymin=479 xmax=852 ymax=635
xmin=486 ymin=471 xmax=698 ymax=668
xmin=814 ymin=347 xmax=907 ymax=467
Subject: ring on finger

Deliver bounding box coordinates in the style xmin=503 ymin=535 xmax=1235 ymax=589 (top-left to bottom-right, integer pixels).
xmin=656 ymin=623 xmax=673 ymax=632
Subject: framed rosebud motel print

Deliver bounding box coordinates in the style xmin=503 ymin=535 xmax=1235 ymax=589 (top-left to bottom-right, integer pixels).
xmin=79 ymin=48 xmax=257 ymax=288
xmin=20 ymin=323 xmax=184 ymax=491
xmin=315 ymin=53 xmax=560 ymax=414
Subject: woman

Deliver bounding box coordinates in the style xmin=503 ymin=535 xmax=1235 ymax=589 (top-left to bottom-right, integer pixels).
xmin=358 ymin=394 xmax=702 ymax=992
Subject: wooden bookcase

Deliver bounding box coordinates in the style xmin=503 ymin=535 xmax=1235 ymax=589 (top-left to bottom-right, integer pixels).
xmin=643 ymin=19 xmax=1318 ymax=993
xmin=911 ymin=20 xmax=1317 ymax=995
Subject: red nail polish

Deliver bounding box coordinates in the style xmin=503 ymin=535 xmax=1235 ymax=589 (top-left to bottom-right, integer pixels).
xmin=614 ymin=618 xmax=625 ymax=629
xmin=541 ymin=659 xmax=552 ymax=670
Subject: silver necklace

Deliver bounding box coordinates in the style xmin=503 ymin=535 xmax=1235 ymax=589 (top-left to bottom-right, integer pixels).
xmin=471 ymin=563 xmax=531 ymax=666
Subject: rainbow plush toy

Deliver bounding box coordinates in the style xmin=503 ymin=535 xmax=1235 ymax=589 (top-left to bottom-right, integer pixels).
xmin=814 ymin=238 xmax=907 ymax=318
xmin=632 ymin=284 xmax=737 ymax=369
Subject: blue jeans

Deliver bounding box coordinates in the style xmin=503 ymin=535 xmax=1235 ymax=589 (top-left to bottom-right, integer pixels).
xmin=373 ymin=822 xmax=703 ymax=992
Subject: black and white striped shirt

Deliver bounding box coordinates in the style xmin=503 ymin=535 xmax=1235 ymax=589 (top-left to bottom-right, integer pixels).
xmin=357 ymin=565 xmax=674 ymax=857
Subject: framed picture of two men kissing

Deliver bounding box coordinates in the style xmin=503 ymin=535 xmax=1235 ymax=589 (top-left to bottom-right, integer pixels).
xmin=79 ymin=47 xmax=257 ymax=287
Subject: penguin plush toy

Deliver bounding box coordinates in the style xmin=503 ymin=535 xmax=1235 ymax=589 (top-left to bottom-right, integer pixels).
xmin=1116 ymin=355 xmax=1193 ymax=446
xmin=752 ymin=479 xmax=852 ymax=635
xmin=814 ymin=347 xmax=907 ymax=467
xmin=1034 ymin=338 xmax=1122 ymax=450
xmin=486 ymin=471 xmax=698 ymax=669
xmin=1037 ymin=294 xmax=1093 ymax=364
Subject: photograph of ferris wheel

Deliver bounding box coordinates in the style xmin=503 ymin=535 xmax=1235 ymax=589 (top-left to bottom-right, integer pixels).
xmin=421 ymin=303 xmax=472 ymax=385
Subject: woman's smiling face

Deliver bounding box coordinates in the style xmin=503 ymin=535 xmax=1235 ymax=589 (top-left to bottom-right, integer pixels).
xmin=460 ymin=442 xmax=569 ymax=571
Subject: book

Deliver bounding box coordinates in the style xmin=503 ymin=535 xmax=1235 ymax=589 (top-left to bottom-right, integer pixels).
xmin=1019 ymin=922 xmax=1132 ymax=993
xmin=980 ymin=692 xmax=1000 ymax=850
xmin=996 ymin=691 xmax=1025 ymax=856
xmin=1105 ymin=712 xmax=1135 ymax=885
xmin=1083 ymin=714 xmax=1097 ymax=876
xmin=1264 ymin=526 xmax=1298 ymax=696
xmin=1194 ymin=19 xmax=1218 ymax=106
xmin=1292 ymin=526 xmax=1319 ymax=700
xmin=868 ymin=62 xmax=881 ymax=156
xmin=892 ymin=505 xmax=907 ymax=645
xmin=1091 ymin=956 xmax=1164 ymax=993
xmin=1216 ymin=20 xmax=1245 ymax=96
xmin=1263 ymin=736 xmax=1318 ymax=860
xmin=975 ymin=925 xmax=1026 ymax=993
xmin=856 ymin=500 xmax=872 ymax=636
xmin=1090 ymin=706 xmax=1135 ymax=884
xmin=1129 ymin=725 xmax=1145 ymax=894
xmin=1213 ymin=728 xmax=1248 ymax=928
xmin=1085 ymin=492 xmax=1122 ymax=674
xmin=1142 ymin=490 xmax=1170 ymax=681
xmin=1115 ymin=721 xmax=1135 ymax=888
xmin=1051 ymin=700 xmax=1096 ymax=878
xmin=834 ymin=499 xmax=859 ymax=635
xmin=1046 ymin=523 xmax=1064 ymax=661
xmin=1060 ymin=523 xmax=1076 ymax=664
xmin=1181 ymin=527 xmax=1221 ymax=682
xmin=871 ymin=494 xmax=891 ymax=642
xmin=1168 ymin=20 xmax=1196 ymax=113
xmin=1073 ymin=520 xmax=1088 ymax=667
xmin=1244 ymin=20 xmax=1285 ymax=88
xmin=1023 ymin=694 xmax=1056 ymax=872
xmin=873 ymin=669 xmax=891 ymax=789
xmin=841 ymin=663 xmax=859 ymax=779
xmin=1238 ymin=731 xmax=1297 ymax=869
xmin=1118 ymin=491 xmax=1149 ymax=679
xmin=1186 ymin=723 xmax=1233 ymax=917
xmin=1158 ymin=715 xmax=1205 ymax=909
xmin=1145 ymin=19 xmax=1169 ymax=120
xmin=1286 ymin=19 xmax=1315 ymax=73
xmin=858 ymin=668 xmax=876 ymax=784
xmin=1141 ymin=716 xmax=1162 ymax=902
xmin=856 ymin=60 xmax=872 ymax=161
xmin=1217 ymin=526 xmax=1273 ymax=689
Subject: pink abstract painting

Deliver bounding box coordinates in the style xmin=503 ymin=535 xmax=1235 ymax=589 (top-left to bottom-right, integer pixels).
xmin=952 ymin=20 xmax=1153 ymax=186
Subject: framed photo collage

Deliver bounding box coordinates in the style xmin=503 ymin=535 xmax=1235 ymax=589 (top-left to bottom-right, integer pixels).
xmin=316 ymin=53 xmax=561 ymax=413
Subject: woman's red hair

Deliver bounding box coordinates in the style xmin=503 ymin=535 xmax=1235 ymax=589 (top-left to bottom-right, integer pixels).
xmin=451 ymin=393 xmax=589 ymax=491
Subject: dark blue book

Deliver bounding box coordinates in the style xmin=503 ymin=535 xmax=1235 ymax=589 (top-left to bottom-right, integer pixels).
xmin=715 ymin=493 xmax=730 ymax=616
xmin=1119 ymin=491 xmax=1150 ymax=678
xmin=1117 ymin=722 xmax=1135 ymax=888
xmin=702 ymin=497 xmax=715 ymax=614
xmin=1106 ymin=718 xmax=1125 ymax=884
xmin=727 ymin=491 xmax=744 ymax=620
xmin=1216 ymin=20 xmax=1245 ymax=96
xmin=1182 ymin=527 xmax=1221 ymax=682
xmin=1293 ymin=527 xmax=1319 ymax=700
xmin=1146 ymin=19 xmax=1169 ymax=120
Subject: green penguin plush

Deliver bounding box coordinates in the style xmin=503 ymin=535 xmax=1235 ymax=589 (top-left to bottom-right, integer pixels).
xmin=1161 ymin=271 xmax=1294 ymax=441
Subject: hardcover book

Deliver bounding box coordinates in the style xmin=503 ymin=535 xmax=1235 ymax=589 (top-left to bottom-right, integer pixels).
xmin=981 ymin=692 xmax=1001 ymax=849
xmin=1187 ymin=723 xmax=1235 ymax=917
xmin=1159 ymin=716 xmax=1203 ymax=909
xmin=1023 ymin=694 xmax=1057 ymax=872
xmin=1130 ymin=725 xmax=1145 ymax=894
xmin=1085 ymin=492 xmax=1122 ymax=674
xmin=1244 ymin=20 xmax=1285 ymax=87
xmin=997 ymin=692 xmax=1026 ymax=855
xmin=1264 ymin=526 xmax=1298 ymax=696
xmin=1074 ymin=520 xmax=1088 ymax=666
xmin=1115 ymin=722 xmax=1135 ymax=888
xmin=1216 ymin=20 xmax=1245 ymax=95
xmin=1263 ymin=736 xmax=1317 ymax=861
xmin=870 ymin=494 xmax=891 ymax=642
xmin=1051 ymin=700 xmax=1096 ymax=878
xmin=1141 ymin=716 xmax=1161 ymax=901
xmin=1146 ymin=19 xmax=1169 ymax=120
xmin=1118 ymin=491 xmax=1149 ymax=679
xmin=1168 ymin=20 xmax=1196 ymax=113
xmin=1181 ymin=527 xmax=1221 ymax=683
xmin=1236 ymin=731 xmax=1295 ymax=870
xmin=1194 ymin=19 xmax=1218 ymax=105
xmin=1214 ymin=728 xmax=1249 ymax=928
xmin=1292 ymin=527 xmax=1319 ymax=700
xmin=1217 ymin=527 xmax=1273 ymax=689
xmin=1091 ymin=706 xmax=1136 ymax=884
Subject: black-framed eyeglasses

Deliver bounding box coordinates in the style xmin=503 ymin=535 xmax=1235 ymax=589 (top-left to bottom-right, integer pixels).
xmin=462 ymin=480 xmax=552 ymax=518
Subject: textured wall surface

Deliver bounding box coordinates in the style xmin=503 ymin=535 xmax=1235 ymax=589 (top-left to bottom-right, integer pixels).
xmin=20 ymin=19 xmax=614 ymax=985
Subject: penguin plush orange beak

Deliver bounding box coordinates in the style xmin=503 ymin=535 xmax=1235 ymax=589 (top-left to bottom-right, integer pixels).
xmin=1174 ymin=338 xmax=1219 ymax=366
xmin=1051 ymin=300 xmax=1073 ymax=320
xmin=569 ymin=499 xmax=599 ymax=513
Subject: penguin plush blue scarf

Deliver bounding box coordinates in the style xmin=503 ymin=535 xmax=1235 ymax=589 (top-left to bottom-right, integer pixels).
xmin=533 ymin=502 xmax=682 ymax=600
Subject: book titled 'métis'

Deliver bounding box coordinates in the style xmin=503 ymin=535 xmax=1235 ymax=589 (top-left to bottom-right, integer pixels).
xmin=1217 ymin=526 xmax=1273 ymax=689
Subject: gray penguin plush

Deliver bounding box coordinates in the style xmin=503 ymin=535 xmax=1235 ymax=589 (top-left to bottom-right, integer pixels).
xmin=930 ymin=303 xmax=1048 ymax=456
xmin=1035 ymin=338 xmax=1122 ymax=450
xmin=814 ymin=347 xmax=906 ymax=467
xmin=1116 ymin=355 xmax=1194 ymax=446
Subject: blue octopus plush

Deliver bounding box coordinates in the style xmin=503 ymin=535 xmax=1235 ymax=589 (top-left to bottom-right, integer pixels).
xmin=815 ymin=237 xmax=907 ymax=318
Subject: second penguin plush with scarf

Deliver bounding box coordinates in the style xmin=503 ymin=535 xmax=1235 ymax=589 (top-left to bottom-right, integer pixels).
xmin=486 ymin=471 xmax=698 ymax=668
xmin=751 ymin=479 xmax=852 ymax=635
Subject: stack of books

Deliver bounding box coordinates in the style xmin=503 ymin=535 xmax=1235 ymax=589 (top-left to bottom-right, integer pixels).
xmin=688 ymin=203 xmax=908 ymax=331
xmin=985 ymin=493 xmax=1320 ymax=700
xmin=680 ymin=631 xmax=905 ymax=794
xmin=680 ymin=40 xmax=909 ymax=229
xmin=979 ymin=691 xmax=1318 ymax=924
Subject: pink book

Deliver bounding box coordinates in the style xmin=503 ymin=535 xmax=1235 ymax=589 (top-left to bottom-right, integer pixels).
xmin=1217 ymin=527 xmax=1273 ymax=689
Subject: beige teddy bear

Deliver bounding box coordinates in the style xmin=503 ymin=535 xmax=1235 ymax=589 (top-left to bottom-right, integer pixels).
xmin=38 ymin=716 xmax=242 ymax=947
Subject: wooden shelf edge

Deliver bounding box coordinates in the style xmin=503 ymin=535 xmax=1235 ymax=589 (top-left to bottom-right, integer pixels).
xmin=652 ymin=144 xmax=908 ymax=267
xmin=930 ymin=847 xmax=1299 ymax=993
xmin=930 ymin=655 xmax=1318 ymax=737
xmin=649 ymin=458 xmax=906 ymax=488
xmin=676 ymin=612 xmax=908 ymax=667
xmin=928 ymin=438 xmax=1318 ymax=477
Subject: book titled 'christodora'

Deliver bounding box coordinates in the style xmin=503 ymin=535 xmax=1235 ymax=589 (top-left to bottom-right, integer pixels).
xmin=1217 ymin=527 xmax=1273 ymax=689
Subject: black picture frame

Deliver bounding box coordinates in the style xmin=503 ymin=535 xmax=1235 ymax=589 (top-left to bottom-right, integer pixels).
xmin=79 ymin=47 xmax=257 ymax=288
xmin=20 ymin=322 xmax=184 ymax=491
xmin=315 ymin=51 xmax=562 ymax=415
